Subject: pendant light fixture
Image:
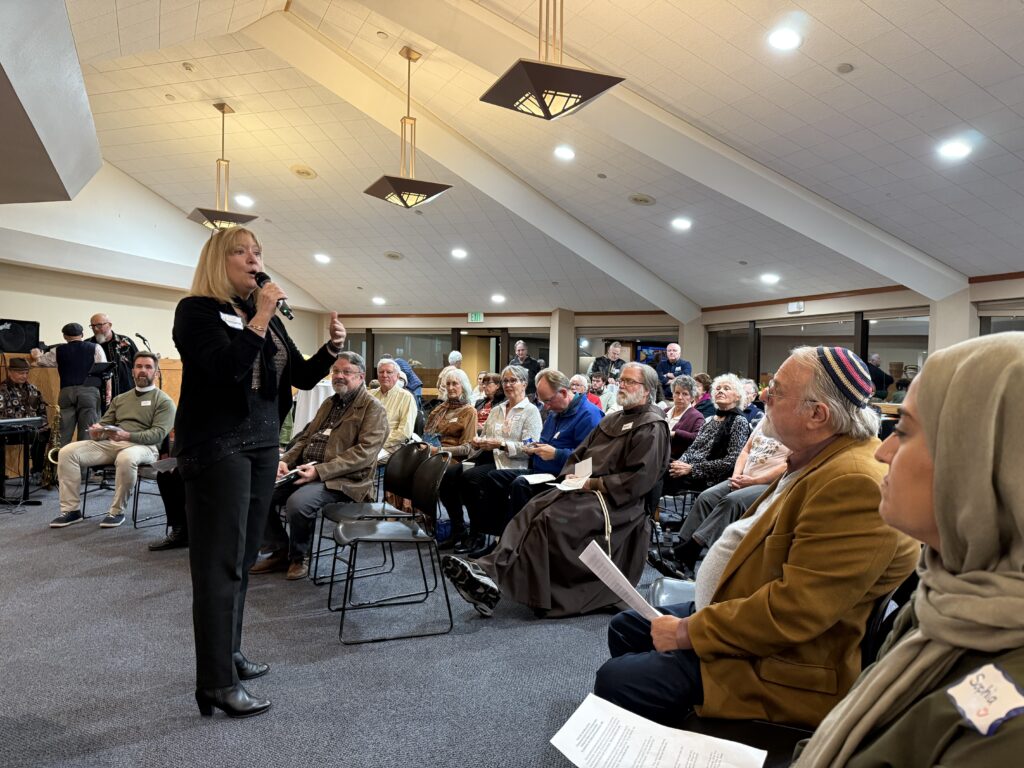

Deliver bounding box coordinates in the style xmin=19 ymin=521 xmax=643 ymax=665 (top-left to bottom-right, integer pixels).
xmin=364 ymin=46 xmax=452 ymax=209
xmin=480 ymin=0 xmax=623 ymax=120
xmin=187 ymin=102 xmax=258 ymax=230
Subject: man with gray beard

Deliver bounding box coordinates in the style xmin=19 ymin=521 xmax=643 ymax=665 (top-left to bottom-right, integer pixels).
xmin=442 ymin=362 xmax=669 ymax=618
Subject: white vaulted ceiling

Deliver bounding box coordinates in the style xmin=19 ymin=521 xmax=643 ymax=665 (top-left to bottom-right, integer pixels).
xmin=61 ymin=0 xmax=1024 ymax=317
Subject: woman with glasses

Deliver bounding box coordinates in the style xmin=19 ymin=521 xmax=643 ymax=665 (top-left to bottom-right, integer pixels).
xmin=473 ymin=372 xmax=504 ymax=431
xmin=570 ymin=373 xmax=604 ymax=411
xmin=453 ymin=365 xmax=542 ymax=555
xmin=663 ymin=373 xmax=750 ymax=497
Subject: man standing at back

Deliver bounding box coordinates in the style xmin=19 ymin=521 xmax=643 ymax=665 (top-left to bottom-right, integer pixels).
xmin=31 ymin=323 xmax=107 ymax=445
xmin=656 ymin=343 xmax=692 ymax=400
xmin=509 ymin=340 xmax=541 ymax=396
xmin=89 ymin=313 xmax=139 ymax=400
xmin=593 ymin=346 xmax=919 ymax=728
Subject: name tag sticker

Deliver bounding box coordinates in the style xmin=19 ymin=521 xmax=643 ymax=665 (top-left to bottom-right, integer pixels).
xmin=947 ymin=663 xmax=1024 ymax=735
xmin=554 ymin=431 xmax=561 ymax=439
xmin=220 ymin=312 xmax=244 ymax=329
xmin=321 ymin=428 xmax=332 ymax=436
xmin=621 ymin=422 xmax=633 ymax=431
xmin=140 ymin=400 xmax=152 ymax=406
xmin=675 ymin=366 xmax=682 ymax=372
xmin=449 ymin=417 xmax=458 ymax=423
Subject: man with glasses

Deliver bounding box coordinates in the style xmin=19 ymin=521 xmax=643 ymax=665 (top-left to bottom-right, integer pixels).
xmin=443 ymin=362 xmax=669 ymax=618
xmin=252 ymin=352 xmax=388 ymax=581
xmin=369 ymin=358 xmax=417 ymax=464
xmin=89 ymin=314 xmax=139 ymax=400
xmin=593 ymin=347 xmax=918 ymax=730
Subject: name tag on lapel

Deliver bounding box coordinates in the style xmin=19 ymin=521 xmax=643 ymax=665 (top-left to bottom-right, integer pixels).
xmin=140 ymin=400 xmax=152 ymax=406
xmin=321 ymin=428 xmax=332 ymax=436
xmin=449 ymin=417 xmax=458 ymax=423
xmin=220 ymin=312 xmax=244 ymax=329
xmin=621 ymin=422 xmax=633 ymax=431
xmin=947 ymin=663 xmax=1024 ymax=735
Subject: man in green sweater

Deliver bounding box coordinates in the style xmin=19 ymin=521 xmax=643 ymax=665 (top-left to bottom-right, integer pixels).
xmin=51 ymin=352 xmax=175 ymax=529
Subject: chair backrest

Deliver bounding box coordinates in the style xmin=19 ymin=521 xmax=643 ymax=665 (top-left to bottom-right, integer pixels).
xmin=409 ymin=451 xmax=450 ymax=520
xmin=413 ymin=410 xmax=425 ymax=436
xmin=861 ymin=570 xmax=920 ymax=668
xmin=383 ymin=442 xmax=431 ymax=501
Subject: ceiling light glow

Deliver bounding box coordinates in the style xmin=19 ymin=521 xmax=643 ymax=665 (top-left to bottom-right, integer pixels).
xmin=451 ymin=247 xmax=468 ymax=259
xmin=760 ymin=273 xmax=781 ymax=285
xmin=671 ymin=217 xmax=693 ymax=231
xmin=491 ymin=293 xmax=506 ymax=304
xmin=554 ymin=145 xmax=576 ymax=160
xmin=234 ymin=194 xmax=254 ymax=208
xmin=314 ymin=253 xmax=331 ymax=264
xmin=372 ymin=296 xmax=386 ymax=305
xmin=937 ymin=139 xmax=972 ymax=160
xmin=768 ymin=27 xmax=802 ymax=50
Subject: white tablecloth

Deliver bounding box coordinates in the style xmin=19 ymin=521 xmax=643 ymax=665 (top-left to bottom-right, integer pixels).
xmin=293 ymin=379 xmax=334 ymax=434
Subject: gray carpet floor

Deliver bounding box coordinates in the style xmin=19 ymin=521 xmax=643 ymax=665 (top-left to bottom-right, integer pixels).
xmin=0 ymin=479 xmax=658 ymax=768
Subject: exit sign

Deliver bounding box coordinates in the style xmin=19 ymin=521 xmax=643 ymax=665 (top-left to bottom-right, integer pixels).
xmin=467 ymin=312 xmax=485 ymax=323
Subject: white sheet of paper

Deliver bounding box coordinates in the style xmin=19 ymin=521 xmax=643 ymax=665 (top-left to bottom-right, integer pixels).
xmin=575 ymin=456 xmax=593 ymax=478
xmin=521 ymin=473 xmax=557 ymax=485
xmin=579 ymin=540 xmax=662 ymax=621
xmin=552 ymin=694 xmax=767 ymax=768
xmin=552 ymin=457 xmax=593 ymax=491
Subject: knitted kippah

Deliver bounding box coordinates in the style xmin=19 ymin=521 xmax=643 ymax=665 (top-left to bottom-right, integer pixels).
xmin=816 ymin=347 xmax=873 ymax=408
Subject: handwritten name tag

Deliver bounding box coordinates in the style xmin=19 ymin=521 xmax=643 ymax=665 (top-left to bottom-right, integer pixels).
xmin=320 ymin=428 xmax=332 ymax=436
xmin=947 ymin=663 xmax=1024 ymax=735
xmin=448 ymin=417 xmax=458 ymax=423
xmin=621 ymin=422 xmax=633 ymax=431
xmin=220 ymin=312 xmax=244 ymax=329
xmin=140 ymin=400 xmax=152 ymax=406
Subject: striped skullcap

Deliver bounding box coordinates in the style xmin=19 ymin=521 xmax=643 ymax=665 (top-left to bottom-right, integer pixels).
xmin=816 ymin=347 xmax=873 ymax=408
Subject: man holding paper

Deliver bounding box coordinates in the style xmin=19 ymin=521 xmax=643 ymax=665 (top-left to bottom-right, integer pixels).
xmin=51 ymin=352 xmax=175 ymax=529
xmin=592 ymin=347 xmax=919 ymax=728
xmin=442 ymin=362 xmax=668 ymax=618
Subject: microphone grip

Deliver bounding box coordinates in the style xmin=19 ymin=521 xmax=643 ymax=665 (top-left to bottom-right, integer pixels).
xmin=254 ymin=271 xmax=295 ymax=321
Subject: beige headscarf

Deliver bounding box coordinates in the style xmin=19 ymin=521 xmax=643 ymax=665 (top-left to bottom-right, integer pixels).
xmin=796 ymin=331 xmax=1024 ymax=767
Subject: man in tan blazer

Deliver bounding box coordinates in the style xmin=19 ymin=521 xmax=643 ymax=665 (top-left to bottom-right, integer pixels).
xmin=594 ymin=346 xmax=920 ymax=728
xmin=252 ymin=352 xmax=388 ymax=580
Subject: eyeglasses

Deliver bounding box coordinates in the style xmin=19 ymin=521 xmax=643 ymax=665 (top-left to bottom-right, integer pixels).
xmin=501 ymin=378 xmax=523 ymax=385
xmin=89 ymin=322 xmax=110 ymax=329
xmin=333 ymin=368 xmax=362 ymax=378
xmin=618 ymin=377 xmax=644 ymax=388
xmin=763 ymin=378 xmax=817 ymax=404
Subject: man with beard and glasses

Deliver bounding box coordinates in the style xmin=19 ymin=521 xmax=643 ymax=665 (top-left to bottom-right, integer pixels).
xmin=593 ymin=347 xmax=919 ymax=731
xmin=50 ymin=352 xmax=175 ymax=529
xmin=252 ymin=352 xmax=388 ymax=581
xmin=442 ymin=362 xmax=669 ymax=618
xmin=89 ymin=313 xmax=139 ymax=399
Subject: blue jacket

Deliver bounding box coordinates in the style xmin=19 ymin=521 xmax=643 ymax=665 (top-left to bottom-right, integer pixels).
xmin=392 ymin=357 xmax=422 ymax=398
xmin=656 ymin=357 xmax=693 ymax=398
xmin=533 ymin=393 xmax=603 ymax=475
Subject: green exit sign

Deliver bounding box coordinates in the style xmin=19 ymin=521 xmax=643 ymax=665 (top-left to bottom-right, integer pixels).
xmin=467 ymin=312 xmax=485 ymax=323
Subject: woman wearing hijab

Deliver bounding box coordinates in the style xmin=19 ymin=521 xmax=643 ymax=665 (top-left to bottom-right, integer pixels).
xmin=173 ymin=227 xmax=345 ymax=718
xmin=795 ymin=332 xmax=1024 ymax=766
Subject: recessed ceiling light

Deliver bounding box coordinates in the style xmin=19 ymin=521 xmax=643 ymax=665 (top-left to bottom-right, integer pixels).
xmin=234 ymin=194 xmax=254 ymax=208
xmin=768 ymin=27 xmax=802 ymax=51
xmin=836 ymin=62 xmax=854 ymax=74
xmin=869 ymin=319 xmax=879 ymax=325
xmin=579 ymin=338 xmax=589 ymax=349
xmin=629 ymin=193 xmax=656 ymax=206
xmin=671 ymin=217 xmax=693 ymax=231
xmin=460 ymin=330 xmax=468 ymax=335
xmin=554 ymin=145 xmax=576 ymax=161
xmin=937 ymin=138 xmax=972 ymax=160
xmin=491 ymin=293 xmax=506 ymax=304
xmin=314 ymin=253 xmax=331 ymax=264
xmin=372 ymin=296 xmax=386 ymax=305
xmin=376 ymin=30 xmax=389 ymax=39
xmin=760 ymin=273 xmax=781 ymax=285
xmin=451 ymin=247 xmax=468 ymax=259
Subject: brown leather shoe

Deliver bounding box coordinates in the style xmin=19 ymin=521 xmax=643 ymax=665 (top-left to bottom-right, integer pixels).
xmin=286 ymin=559 xmax=309 ymax=580
xmin=249 ymin=551 xmax=288 ymax=574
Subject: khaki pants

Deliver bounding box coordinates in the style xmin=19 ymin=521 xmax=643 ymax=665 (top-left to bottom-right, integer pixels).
xmin=57 ymin=439 xmax=158 ymax=516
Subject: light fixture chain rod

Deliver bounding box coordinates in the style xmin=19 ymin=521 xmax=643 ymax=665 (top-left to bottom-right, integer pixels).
xmin=558 ymin=0 xmax=564 ymax=64
xmin=538 ymin=0 xmax=542 ymax=59
xmin=406 ymin=54 xmax=411 ymax=118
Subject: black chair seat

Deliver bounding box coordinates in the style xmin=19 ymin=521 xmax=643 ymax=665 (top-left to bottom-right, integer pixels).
xmin=650 ymin=576 xmax=696 ymax=607
xmin=333 ymin=518 xmax=432 ymax=548
xmin=322 ymin=501 xmax=405 ymax=523
xmin=680 ymin=712 xmax=810 ymax=768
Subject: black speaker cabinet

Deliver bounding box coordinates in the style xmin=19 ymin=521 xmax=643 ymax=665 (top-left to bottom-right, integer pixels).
xmin=0 ymin=319 xmax=40 ymax=353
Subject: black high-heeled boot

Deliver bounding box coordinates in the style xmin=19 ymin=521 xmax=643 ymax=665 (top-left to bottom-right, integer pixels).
xmin=233 ymin=651 xmax=270 ymax=680
xmin=195 ymin=684 xmax=271 ymax=718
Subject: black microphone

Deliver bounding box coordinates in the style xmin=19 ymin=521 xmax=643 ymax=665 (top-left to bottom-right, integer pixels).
xmin=253 ymin=271 xmax=294 ymax=320
xmin=135 ymin=333 xmax=152 ymax=352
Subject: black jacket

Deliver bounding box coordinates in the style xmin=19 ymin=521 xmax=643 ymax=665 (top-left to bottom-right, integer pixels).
xmin=171 ymin=296 xmax=335 ymax=456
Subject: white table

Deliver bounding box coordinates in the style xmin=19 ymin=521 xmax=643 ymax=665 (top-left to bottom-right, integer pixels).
xmin=293 ymin=379 xmax=334 ymax=434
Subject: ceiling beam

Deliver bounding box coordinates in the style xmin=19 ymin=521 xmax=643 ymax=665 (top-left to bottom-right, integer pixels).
xmin=244 ymin=11 xmax=702 ymax=323
xmin=367 ymin=0 xmax=968 ymax=301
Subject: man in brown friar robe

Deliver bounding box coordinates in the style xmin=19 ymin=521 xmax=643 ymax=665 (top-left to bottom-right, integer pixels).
xmin=443 ymin=362 xmax=669 ymax=618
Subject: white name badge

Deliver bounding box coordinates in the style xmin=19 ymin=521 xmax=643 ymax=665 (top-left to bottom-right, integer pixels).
xmin=321 ymin=428 xmax=332 ymax=436
xmin=220 ymin=312 xmax=244 ymax=329
xmin=140 ymin=400 xmax=152 ymax=406
xmin=449 ymin=417 xmax=458 ymax=423
xmin=621 ymin=422 xmax=633 ymax=431
xmin=554 ymin=431 xmax=561 ymax=439
xmin=947 ymin=663 xmax=1024 ymax=735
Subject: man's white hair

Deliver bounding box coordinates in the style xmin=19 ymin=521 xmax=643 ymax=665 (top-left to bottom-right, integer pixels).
xmin=448 ymin=350 xmax=462 ymax=365
xmin=788 ymin=347 xmax=880 ymax=440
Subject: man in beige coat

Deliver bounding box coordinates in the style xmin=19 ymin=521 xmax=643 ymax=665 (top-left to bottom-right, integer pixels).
xmin=594 ymin=346 xmax=920 ymax=728
xmin=252 ymin=352 xmax=388 ymax=580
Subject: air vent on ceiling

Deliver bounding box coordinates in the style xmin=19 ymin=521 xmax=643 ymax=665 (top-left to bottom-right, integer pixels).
xmin=629 ymin=193 xmax=656 ymax=206
xmin=384 ymin=251 xmax=404 ymax=261
xmin=290 ymin=164 xmax=318 ymax=180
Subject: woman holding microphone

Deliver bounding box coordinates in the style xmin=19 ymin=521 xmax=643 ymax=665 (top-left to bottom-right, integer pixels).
xmin=173 ymin=227 xmax=345 ymax=718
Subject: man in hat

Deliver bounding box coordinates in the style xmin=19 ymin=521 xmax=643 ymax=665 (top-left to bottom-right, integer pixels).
xmin=0 ymin=358 xmax=50 ymax=481
xmin=31 ymin=323 xmax=107 ymax=445
xmin=592 ymin=346 xmax=920 ymax=729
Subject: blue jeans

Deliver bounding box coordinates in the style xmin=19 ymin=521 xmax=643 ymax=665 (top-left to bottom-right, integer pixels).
xmin=593 ymin=602 xmax=703 ymax=726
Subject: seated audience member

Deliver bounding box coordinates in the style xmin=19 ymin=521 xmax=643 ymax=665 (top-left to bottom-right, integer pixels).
xmin=664 ymin=375 xmax=704 ymax=457
xmin=587 ymin=341 xmax=626 ymax=383
xmin=889 ymin=377 xmax=910 ymax=404
xmin=794 ymin=333 xmax=1024 ymax=767
xmin=469 ymin=370 xmax=487 ymax=405
xmin=663 ymin=374 xmax=750 ymax=496
xmin=0 ymin=357 xmax=49 ymax=481
xmin=253 ymin=353 xmax=388 ymax=580
xmin=148 ymin=466 xmax=189 ymax=551
xmin=469 ymin=369 xmax=603 ymax=555
xmin=473 ymin=372 xmax=503 ymax=431
xmin=589 ymin=371 xmax=616 ymax=412
xmin=654 ymin=419 xmax=790 ymax=577
xmin=424 ymin=368 xmax=477 ymax=542
xmin=741 ymin=379 xmax=764 ymax=425
xmin=570 ymin=373 xmax=603 ymax=410
xmin=369 ymin=358 xmax=417 ymax=464
xmin=381 ymin=353 xmax=422 ymax=406
xmin=593 ymin=346 xmax=919 ymax=728
xmin=443 ymin=362 xmax=669 ymax=617
xmin=453 ymin=365 xmax=542 ymax=553
xmin=693 ymin=372 xmax=715 ymax=418
xmin=656 ymin=343 xmax=693 ymax=400
xmin=509 ymin=340 xmax=541 ymax=396
xmin=50 ymin=352 xmax=175 ymax=529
